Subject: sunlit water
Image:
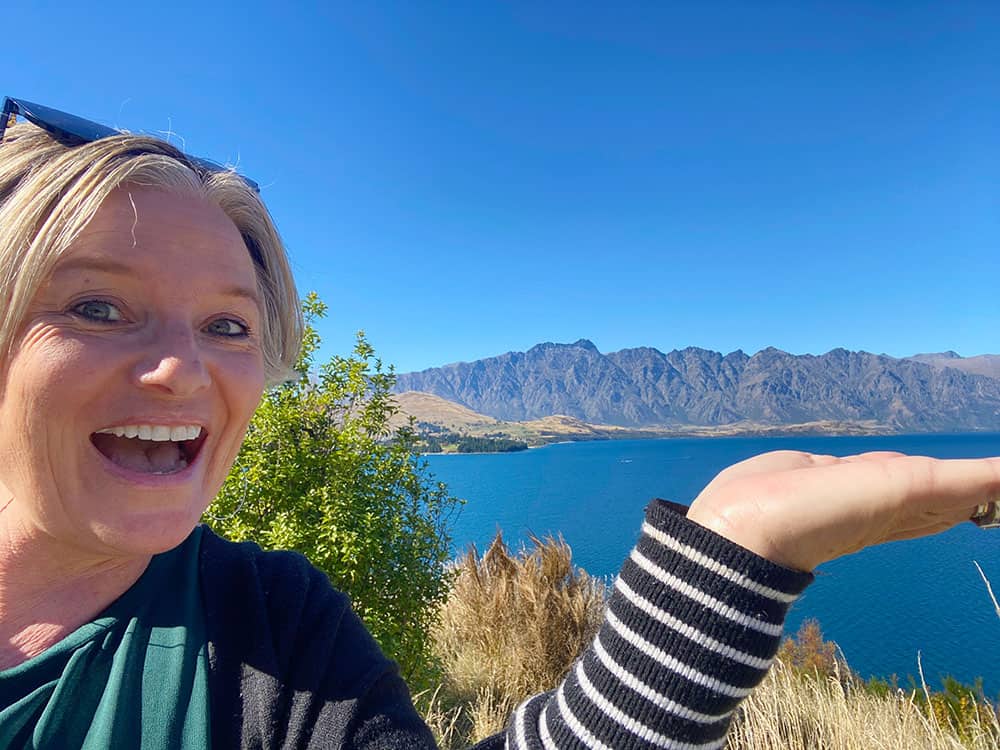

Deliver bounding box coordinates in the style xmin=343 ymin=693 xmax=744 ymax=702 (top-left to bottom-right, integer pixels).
xmin=427 ymin=433 xmax=1000 ymax=696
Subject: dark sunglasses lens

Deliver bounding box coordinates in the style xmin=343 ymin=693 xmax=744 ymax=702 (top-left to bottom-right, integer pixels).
xmin=15 ymin=99 xmax=119 ymax=142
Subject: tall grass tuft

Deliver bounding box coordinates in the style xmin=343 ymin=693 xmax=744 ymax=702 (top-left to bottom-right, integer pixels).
xmin=426 ymin=532 xmax=607 ymax=745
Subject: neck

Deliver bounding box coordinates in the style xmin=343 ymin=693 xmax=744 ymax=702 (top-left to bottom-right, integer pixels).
xmin=0 ymin=520 xmax=150 ymax=670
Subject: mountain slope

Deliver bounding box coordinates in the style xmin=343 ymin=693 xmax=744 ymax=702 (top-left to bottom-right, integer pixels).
xmin=390 ymin=391 xmax=499 ymax=431
xmin=907 ymin=352 xmax=1000 ymax=380
xmin=394 ymin=342 xmax=1000 ymax=432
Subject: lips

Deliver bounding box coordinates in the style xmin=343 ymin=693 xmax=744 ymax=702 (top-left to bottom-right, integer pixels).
xmin=90 ymin=424 xmax=207 ymax=475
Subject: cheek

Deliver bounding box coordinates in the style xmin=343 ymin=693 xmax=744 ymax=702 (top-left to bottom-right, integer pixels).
xmin=1 ymin=335 xmax=97 ymax=420
xmin=0 ymin=339 xmax=101 ymax=493
xmin=228 ymin=354 xmax=266 ymax=411
xmin=217 ymin=354 xmax=265 ymax=438
xmin=0 ymin=329 xmax=134 ymax=464
xmin=12 ymin=324 xmax=122 ymax=387
xmin=206 ymin=361 xmax=263 ymax=486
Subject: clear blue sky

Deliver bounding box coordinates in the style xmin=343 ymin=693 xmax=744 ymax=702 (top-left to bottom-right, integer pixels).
xmin=8 ymin=2 xmax=998 ymax=373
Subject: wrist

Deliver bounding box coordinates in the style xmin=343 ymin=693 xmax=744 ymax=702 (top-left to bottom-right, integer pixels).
xmin=686 ymin=502 xmax=813 ymax=572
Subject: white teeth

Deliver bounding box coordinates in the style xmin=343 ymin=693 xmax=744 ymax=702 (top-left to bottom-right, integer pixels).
xmin=96 ymin=424 xmax=202 ymax=442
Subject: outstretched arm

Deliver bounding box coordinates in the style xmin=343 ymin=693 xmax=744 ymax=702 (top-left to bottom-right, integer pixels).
xmin=500 ymin=497 xmax=811 ymax=749
xmin=500 ymin=450 xmax=1000 ymax=749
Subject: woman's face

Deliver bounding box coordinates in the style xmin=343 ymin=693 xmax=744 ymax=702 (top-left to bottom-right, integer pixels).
xmin=0 ymin=186 xmax=266 ymax=558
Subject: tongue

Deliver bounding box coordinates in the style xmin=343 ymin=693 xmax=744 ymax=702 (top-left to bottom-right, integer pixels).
xmin=146 ymin=442 xmax=186 ymax=473
xmin=93 ymin=434 xmax=187 ymax=474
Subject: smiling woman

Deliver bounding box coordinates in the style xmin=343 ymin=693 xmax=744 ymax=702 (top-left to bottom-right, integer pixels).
xmin=2 ymin=187 xmax=267 ymax=557
xmin=1 ymin=99 xmax=999 ymax=750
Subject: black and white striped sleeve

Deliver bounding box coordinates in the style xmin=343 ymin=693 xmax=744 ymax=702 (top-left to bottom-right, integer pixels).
xmin=502 ymin=498 xmax=814 ymax=750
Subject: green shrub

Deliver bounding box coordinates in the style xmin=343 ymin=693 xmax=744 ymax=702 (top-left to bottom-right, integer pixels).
xmin=205 ymin=293 xmax=461 ymax=690
xmin=908 ymin=676 xmax=1000 ymax=743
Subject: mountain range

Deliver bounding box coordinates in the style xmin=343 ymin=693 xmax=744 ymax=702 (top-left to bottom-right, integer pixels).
xmin=392 ymin=341 xmax=1000 ymax=433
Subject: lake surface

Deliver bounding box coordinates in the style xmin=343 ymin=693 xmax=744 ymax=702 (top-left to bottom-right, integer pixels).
xmin=427 ymin=433 xmax=1000 ymax=696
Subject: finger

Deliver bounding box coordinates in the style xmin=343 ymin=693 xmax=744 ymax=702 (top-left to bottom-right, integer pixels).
xmin=841 ymin=451 xmax=909 ymax=462
xmin=886 ymin=518 xmax=971 ymax=543
xmin=820 ymin=457 xmax=1000 ymax=544
xmin=887 ymin=504 xmax=979 ymax=538
xmin=812 ymin=454 xmax=1000 ymax=520
xmin=897 ymin=457 xmax=1000 ymax=511
xmin=700 ymin=451 xmax=839 ymax=495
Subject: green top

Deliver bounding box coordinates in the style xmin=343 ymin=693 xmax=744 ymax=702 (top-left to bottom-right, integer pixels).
xmin=0 ymin=527 xmax=211 ymax=749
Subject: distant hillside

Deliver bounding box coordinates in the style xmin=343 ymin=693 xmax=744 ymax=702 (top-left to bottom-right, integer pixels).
xmin=391 ymin=391 xmax=668 ymax=445
xmin=393 ymin=342 xmax=1000 ymax=432
xmin=906 ymin=352 xmax=1000 ymax=379
xmin=390 ymin=391 xmax=499 ymax=431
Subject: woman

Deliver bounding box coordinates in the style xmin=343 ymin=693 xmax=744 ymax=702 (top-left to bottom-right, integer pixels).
xmin=1 ymin=97 xmax=997 ymax=749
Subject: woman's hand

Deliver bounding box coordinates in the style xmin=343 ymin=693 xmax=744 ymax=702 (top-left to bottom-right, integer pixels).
xmin=686 ymin=451 xmax=1000 ymax=572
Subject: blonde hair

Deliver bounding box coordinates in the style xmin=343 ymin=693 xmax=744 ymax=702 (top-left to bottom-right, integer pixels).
xmin=0 ymin=121 xmax=302 ymax=385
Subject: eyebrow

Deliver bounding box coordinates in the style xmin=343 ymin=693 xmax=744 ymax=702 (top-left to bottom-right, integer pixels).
xmin=51 ymin=256 xmax=135 ymax=277
xmin=49 ymin=257 xmax=263 ymax=306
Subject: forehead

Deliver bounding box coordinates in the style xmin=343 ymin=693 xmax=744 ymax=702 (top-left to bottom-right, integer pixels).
xmin=49 ymin=187 xmax=257 ymax=296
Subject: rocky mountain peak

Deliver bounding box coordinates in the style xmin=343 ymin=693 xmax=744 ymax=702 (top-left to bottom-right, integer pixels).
xmin=392 ymin=343 xmax=1000 ymax=432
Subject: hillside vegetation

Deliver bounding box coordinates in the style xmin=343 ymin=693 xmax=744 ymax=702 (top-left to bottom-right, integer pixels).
xmin=392 ymin=391 xmax=670 ymax=449
xmin=421 ymin=534 xmax=1000 ymax=749
xmin=392 ymin=390 xmax=886 ymax=450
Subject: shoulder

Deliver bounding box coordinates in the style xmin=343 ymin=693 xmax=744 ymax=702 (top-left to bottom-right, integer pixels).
xmin=198 ymin=524 xmax=342 ymax=605
xmin=197 ymin=525 xmax=436 ymax=748
xmin=197 ymin=525 xmax=400 ymax=691
xmin=197 ymin=524 xmax=354 ymax=660
xmin=198 ymin=523 xmax=326 ymax=585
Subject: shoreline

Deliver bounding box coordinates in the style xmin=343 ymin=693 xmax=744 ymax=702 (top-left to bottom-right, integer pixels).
xmin=418 ymin=429 xmax=1000 ymax=456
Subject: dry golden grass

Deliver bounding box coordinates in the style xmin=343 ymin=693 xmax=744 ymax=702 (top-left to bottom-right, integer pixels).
xmin=425 ymin=532 xmax=606 ymax=746
xmin=727 ymin=661 xmax=1000 ymax=749
xmin=421 ymin=533 xmax=1000 ymax=749
xmin=390 ymin=391 xmax=499 ymax=431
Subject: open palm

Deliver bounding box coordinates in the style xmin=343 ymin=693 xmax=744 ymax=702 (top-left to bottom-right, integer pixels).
xmin=686 ymin=450 xmax=1000 ymax=571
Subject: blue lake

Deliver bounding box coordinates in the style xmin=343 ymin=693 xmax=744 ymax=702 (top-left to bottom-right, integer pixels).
xmin=427 ymin=433 xmax=1000 ymax=696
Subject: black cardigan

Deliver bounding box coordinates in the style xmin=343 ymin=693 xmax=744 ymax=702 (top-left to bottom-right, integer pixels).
xmin=200 ymin=500 xmax=813 ymax=748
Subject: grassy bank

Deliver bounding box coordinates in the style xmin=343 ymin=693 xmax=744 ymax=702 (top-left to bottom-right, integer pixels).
xmin=419 ymin=534 xmax=1000 ymax=749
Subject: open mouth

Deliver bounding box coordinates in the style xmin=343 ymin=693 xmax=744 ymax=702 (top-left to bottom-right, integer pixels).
xmin=91 ymin=425 xmax=207 ymax=475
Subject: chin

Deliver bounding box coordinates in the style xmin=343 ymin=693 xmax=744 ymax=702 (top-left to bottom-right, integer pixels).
xmin=90 ymin=505 xmax=207 ymax=557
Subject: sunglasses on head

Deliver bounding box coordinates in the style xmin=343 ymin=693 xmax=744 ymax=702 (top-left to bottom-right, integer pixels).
xmin=1 ymin=96 xmax=260 ymax=193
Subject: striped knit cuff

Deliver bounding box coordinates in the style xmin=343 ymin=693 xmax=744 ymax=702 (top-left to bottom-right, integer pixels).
xmin=506 ymin=498 xmax=813 ymax=749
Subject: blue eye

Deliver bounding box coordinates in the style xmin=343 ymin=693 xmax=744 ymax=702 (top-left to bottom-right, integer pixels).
xmin=72 ymin=300 xmax=124 ymax=323
xmin=206 ymin=318 xmax=249 ymax=337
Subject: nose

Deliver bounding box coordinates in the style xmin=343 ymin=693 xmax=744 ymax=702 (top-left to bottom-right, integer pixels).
xmin=134 ymin=324 xmax=211 ymax=397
